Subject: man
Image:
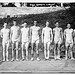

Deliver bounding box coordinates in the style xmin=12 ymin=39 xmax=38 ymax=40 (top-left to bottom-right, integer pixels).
xmin=53 ymin=22 xmax=63 ymax=60
xmin=21 ymin=23 xmax=30 ymax=61
xmin=1 ymin=22 xmax=10 ymax=61
xmin=30 ymin=21 xmax=40 ymax=61
xmin=64 ymin=24 xmax=74 ymax=60
xmin=42 ymin=21 xmax=53 ymax=60
xmin=10 ymin=20 xmax=20 ymax=61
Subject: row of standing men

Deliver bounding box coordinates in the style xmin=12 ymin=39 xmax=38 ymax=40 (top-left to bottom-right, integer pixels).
xmin=0 ymin=20 xmax=75 ymax=61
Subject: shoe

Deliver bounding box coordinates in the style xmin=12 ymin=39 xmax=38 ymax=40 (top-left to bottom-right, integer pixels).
xmin=22 ymin=58 xmax=24 ymax=61
xmin=11 ymin=58 xmax=14 ymax=62
xmin=26 ymin=57 xmax=28 ymax=61
xmin=6 ymin=59 xmax=9 ymax=62
xmin=54 ymin=56 xmax=57 ymax=60
xmin=31 ymin=57 xmax=34 ymax=61
xmin=65 ymin=57 xmax=68 ymax=60
xmin=16 ymin=59 xmax=19 ymax=61
xmin=2 ymin=59 xmax=5 ymax=62
xmin=71 ymin=58 xmax=74 ymax=60
xmin=37 ymin=57 xmax=40 ymax=61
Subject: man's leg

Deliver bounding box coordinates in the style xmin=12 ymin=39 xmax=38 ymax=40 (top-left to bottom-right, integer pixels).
xmin=25 ymin=42 xmax=29 ymax=60
xmin=47 ymin=42 xmax=50 ymax=60
xmin=44 ymin=43 xmax=47 ymax=59
xmin=31 ymin=42 xmax=34 ymax=61
xmin=57 ymin=43 xmax=61 ymax=59
xmin=22 ymin=43 xmax=24 ymax=60
xmin=16 ymin=42 xmax=19 ymax=61
xmin=11 ymin=43 xmax=14 ymax=61
xmin=65 ymin=44 xmax=68 ymax=60
xmin=70 ymin=44 xmax=74 ymax=59
xmin=6 ymin=42 xmax=10 ymax=61
xmin=36 ymin=40 xmax=40 ymax=61
xmin=2 ymin=42 xmax=6 ymax=61
xmin=54 ymin=43 xmax=57 ymax=60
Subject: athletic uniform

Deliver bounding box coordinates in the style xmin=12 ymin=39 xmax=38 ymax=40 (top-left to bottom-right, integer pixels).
xmin=30 ymin=26 xmax=40 ymax=43
xmin=11 ymin=26 xmax=20 ymax=43
xmin=1 ymin=28 xmax=10 ymax=61
xmin=21 ymin=27 xmax=29 ymax=43
xmin=1 ymin=28 xmax=10 ymax=45
xmin=64 ymin=28 xmax=73 ymax=47
xmin=42 ymin=27 xmax=52 ymax=44
xmin=53 ymin=27 xmax=62 ymax=44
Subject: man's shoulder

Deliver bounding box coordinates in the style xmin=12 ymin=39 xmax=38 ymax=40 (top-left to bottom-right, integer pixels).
xmin=64 ymin=29 xmax=67 ymax=31
xmin=37 ymin=26 xmax=40 ymax=28
xmin=59 ymin=27 xmax=62 ymax=30
xmin=30 ymin=26 xmax=33 ymax=29
xmin=11 ymin=26 xmax=14 ymax=29
xmin=71 ymin=28 xmax=73 ymax=31
xmin=49 ymin=27 xmax=52 ymax=30
xmin=53 ymin=28 xmax=55 ymax=30
xmin=1 ymin=28 xmax=4 ymax=32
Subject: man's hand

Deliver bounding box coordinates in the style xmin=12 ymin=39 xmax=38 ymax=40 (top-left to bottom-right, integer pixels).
xmin=42 ymin=39 xmax=44 ymax=43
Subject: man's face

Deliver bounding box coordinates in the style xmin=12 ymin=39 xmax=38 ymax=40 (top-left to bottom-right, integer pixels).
xmin=24 ymin=23 xmax=27 ymax=27
xmin=67 ymin=24 xmax=71 ymax=29
xmin=34 ymin=21 xmax=37 ymax=26
xmin=46 ymin=21 xmax=49 ymax=27
xmin=4 ymin=23 xmax=7 ymax=28
xmin=55 ymin=22 xmax=59 ymax=27
xmin=13 ymin=21 xmax=16 ymax=26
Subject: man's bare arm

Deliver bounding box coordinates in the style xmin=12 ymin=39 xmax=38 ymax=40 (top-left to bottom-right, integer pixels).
xmin=42 ymin=29 xmax=44 ymax=43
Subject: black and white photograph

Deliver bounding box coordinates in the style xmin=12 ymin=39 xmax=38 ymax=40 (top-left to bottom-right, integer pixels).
xmin=0 ymin=0 xmax=75 ymax=73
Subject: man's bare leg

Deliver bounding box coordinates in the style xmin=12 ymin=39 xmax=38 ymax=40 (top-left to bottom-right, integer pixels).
xmin=54 ymin=44 xmax=57 ymax=60
xmin=6 ymin=43 xmax=9 ymax=61
xmin=16 ymin=42 xmax=19 ymax=61
xmin=70 ymin=46 xmax=74 ymax=60
xmin=47 ymin=42 xmax=50 ymax=60
xmin=36 ymin=42 xmax=40 ymax=61
xmin=22 ymin=43 xmax=24 ymax=60
xmin=11 ymin=43 xmax=14 ymax=61
xmin=25 ymin=42 xmax=29 ymax=60
xmin=57 ymin=44 xmax=61 ymax=59
xmin=2 ymin=43 xmax=6 ymax=61
xmin=31 ymin=43 xmax=34 ymax=61
xmin=65 ymin=46 xmax=68 ymax=60
xmin=44 ymin=43 xmax=47 ymax=60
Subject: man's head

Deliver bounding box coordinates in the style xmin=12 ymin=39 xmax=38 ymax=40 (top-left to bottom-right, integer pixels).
xmin=23 ymin=23 xmax=27 ymax=27
xmin=67 ymin=24 xmax=71 ymax=29
xmin=34 ymin=21 xmax=37 ymax=26
xmin=55 ymin=22 xmax=59 ymax=27
xmin=13 ymin=20 xmax=16 ymax=26
xmin=46 ymin=21 xmax=49 ymax=27
xmin=3 ymin=22 xmax=7 ymax=28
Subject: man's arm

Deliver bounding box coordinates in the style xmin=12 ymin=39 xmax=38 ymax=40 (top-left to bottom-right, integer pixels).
xmin=64 ymin=30 xmax=66 ymax=42
xmin=72 ymin=29 xmax=74 ymax=42
xmin=28 ymin=28 xmax=30 ymax=43
xmin=60 ymin=28 xmax=63 ymax=42
xmin=20 ymin=28 xmax=22 ymax=43
xmin=10 ymin=28 xmax=13 ymax=42
xmin=53 ymin=29 xmax=55 ymax=42
xmin=42 ymin=29 xmax=44 ymax=43
xmin=50 ymin=29 xmax=53 ymax=43
xmin=0 ymin=29 xmax=3 ymax=38
xmin=30 ymin=27 xmax=32 ymax=42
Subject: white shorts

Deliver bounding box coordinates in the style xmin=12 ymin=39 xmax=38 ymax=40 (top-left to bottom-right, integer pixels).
xmin=65 ymin=40 xmax=73 ymax=47
xmin=54 ymin=38 xmax=62 ymax=44
xmin=12 ymin=37 xmax=20 ymax=43
xmin=2 ymin=40 xmax=10 ymax=46
xmin=31 ymin=38 xmax=39 ymax=44
xmin=44 ymin=39 xmax=51 ymax=44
